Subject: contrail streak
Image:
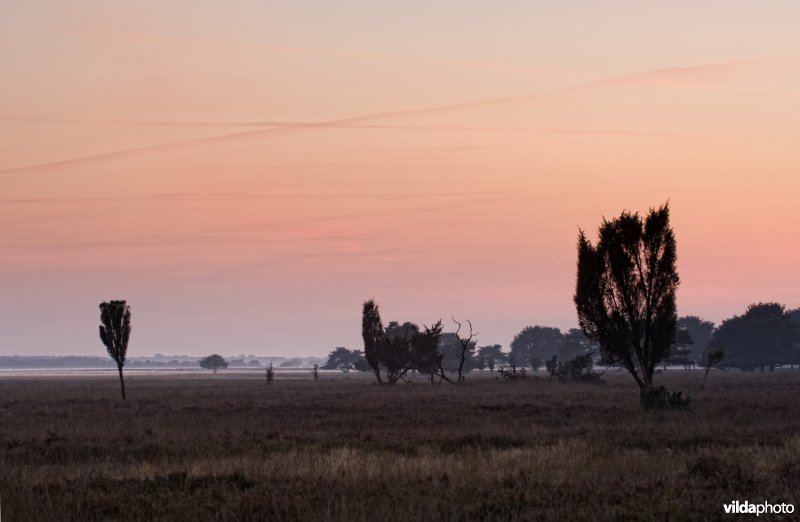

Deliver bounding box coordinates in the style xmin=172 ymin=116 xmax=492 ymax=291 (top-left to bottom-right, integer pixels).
xmin=0 ymin=59 xmax=761 ymax=176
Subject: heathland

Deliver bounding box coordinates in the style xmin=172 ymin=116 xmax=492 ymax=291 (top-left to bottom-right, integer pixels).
xmin=1 ymin=370 xmax=798 ymax=521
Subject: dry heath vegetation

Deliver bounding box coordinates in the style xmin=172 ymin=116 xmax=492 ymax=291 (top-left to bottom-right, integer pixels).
xmin=1 ymin=371 xmax=799 ymax=520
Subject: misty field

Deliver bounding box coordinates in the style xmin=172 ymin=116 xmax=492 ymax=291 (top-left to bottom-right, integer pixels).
xmin=1 ymin=371 xmax=799 ymax=521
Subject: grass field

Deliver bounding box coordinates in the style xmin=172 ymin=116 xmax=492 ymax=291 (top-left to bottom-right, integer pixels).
xmin=1 ymin=370 xmax=798 ymax=521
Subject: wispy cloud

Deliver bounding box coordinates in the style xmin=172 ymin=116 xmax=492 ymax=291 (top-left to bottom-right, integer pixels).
xmin=0 ymin=190 xmax=511 ymax=205
xmin=0 ymin=58 xmax=768 ymax=176
xmin=541 ymin=128 xmax=680 ymax=139
xmin=5 ymin=193 xmax=506 ymax=255
xmin=589 ymin=59 xmax=769 ymax=89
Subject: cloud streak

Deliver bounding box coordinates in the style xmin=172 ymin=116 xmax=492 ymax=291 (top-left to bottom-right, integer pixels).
xmin=0 ymin=58 xmax=765 ymax=176
xmin=5 ymin=193 xmax=507 ymax=255
xmin=0 ymin=189 xmax=512 ymax=205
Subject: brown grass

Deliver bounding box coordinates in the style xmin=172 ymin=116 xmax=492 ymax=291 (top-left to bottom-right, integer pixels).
xmin=1 ymin=370 xmax=799 ymax=520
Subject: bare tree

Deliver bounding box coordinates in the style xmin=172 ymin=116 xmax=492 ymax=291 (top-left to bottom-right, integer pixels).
xmin=99 ymin=300 xmax=131 ymax=400
xmin=452 ymin=317 xmax=477 ymax=384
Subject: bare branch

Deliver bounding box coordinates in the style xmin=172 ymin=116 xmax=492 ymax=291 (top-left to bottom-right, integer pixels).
xmin=452 ymin=316 xmax=478 ymax=384
xmin=452 ymin=316 xmax=461 ymax=336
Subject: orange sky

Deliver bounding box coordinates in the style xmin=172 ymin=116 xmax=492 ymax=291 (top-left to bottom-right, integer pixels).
xmin=2 ymin=1 xmax=800 ymax=356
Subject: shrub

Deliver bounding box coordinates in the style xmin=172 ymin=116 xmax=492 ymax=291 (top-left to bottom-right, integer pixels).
xmin=639 ymin=385 xmax=691 ymax=411
xmin=322 ymin=347 xmax=367 ymax=373
xmin=497 ymin=367 xmax=528 ymax=380
xmin=686 ymin=455 xmax=755 ymax=489
xmin=553 ymin=353 xmax=604 ymax=384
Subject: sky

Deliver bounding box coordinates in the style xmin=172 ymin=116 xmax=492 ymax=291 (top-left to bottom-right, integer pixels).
xmin=2 ymin=1 xmax=800 ymax=357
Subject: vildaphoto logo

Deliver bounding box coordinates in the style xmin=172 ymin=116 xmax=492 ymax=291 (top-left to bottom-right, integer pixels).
xmin=723 ymin=501 xmax=794 ymax=516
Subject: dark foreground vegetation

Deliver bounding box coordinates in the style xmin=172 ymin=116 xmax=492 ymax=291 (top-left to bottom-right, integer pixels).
xmin=1 ymin=372 xmax=798 ymax=521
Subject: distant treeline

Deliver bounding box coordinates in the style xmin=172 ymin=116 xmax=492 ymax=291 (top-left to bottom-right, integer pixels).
xmin=0 ymin=356 xmax=325 ymax=369
xmin=324 ymin=305 xmax=800 ymax=377
xmin=0 ymin=356 xmax=195 ymax=369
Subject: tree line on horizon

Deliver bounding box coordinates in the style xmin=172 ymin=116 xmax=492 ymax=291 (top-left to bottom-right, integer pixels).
xmin=332 ymin=203 xmax=799 ymax=408
xmin=96 ymin=202 xmax=800 ymax=406
xmin=323 ymin=305 xmax=800 ymax=377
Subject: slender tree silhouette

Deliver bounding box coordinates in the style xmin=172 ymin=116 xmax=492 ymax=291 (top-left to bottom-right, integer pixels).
xmin=451 ymin=317 xmax=477 ymax=383
xmin=574 ymin=203 xmax=679 ymax=390
xmin=362 ymin=299 xmax=384 ymax=384
xmin=99 ymin=300 xmax=131 ymax=400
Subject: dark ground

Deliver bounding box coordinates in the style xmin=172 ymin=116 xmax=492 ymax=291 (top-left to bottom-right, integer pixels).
xmin=0 ymin=370 xmax=798 ymax=521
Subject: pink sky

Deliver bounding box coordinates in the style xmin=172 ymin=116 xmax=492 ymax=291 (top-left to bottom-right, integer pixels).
xmin=2 ymin=1 xmax=800 ymax=356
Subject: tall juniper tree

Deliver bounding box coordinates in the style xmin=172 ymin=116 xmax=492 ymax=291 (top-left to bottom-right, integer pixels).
xmin=574 ymin=203 xmax=679 ymax=390
xmin=362 ymin=299 xmax=385 ymax=384
xmin=99 ymin=300 xmax=132 ymax=400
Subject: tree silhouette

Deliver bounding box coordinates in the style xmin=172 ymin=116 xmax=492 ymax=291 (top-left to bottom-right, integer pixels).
xmin=451 ymin=317 xmax=477 ymax=383
xmin=789 ymin=308 xmax=800 ymax=368
xmin=199 ymin=354 xmax=229 ymax=373
xmin=380 ymin=321 xmax=424 ymax=382
xmin=510 ymin=326 xmax=562 ymax=369
xmin=677 ymin=316 xmax=714 ymax=363
xmin=323 ymin=347 xmax=367 ymax=373
xmin=574 ymin=203 xmax=679 ymax=390
xmin=702 ymin=349 xmax=725 ymax=384
xmin=99 ymin=300 xmax=131 ymax=400
xmin=551 ymin=352 xmax=603 ymax=383
xmin=380 ymin=331 xmax=415 ymax=384
xmin=477 ymin=345 xmax=507 ymax=373
xmin=408 ymin=321 xmax=448 ymax=384
xmin=385 ymin=321 xmax=419 ymax=341
xmin=708 ymin=303 xmax=799 ymax=371
xmin=362 ymin=299 xmax=384 ymax=384
xmin=664 ymin=328 xmax=695 ymax=370
xmin=789 ymin=308 xmax=800 ymax=327
xmin=265 ymin=361 xmax=275 ymax=384
xmin=360 ymin=299 xmax=448 ymax=384
xmin=559 ymin=328 xmax=592 ymax=361
xmin=438 ymin=332 xmax=476 ymax=375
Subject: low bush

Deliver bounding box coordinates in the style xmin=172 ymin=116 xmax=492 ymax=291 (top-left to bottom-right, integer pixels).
xmin=553 ymin=353 xmax=604 ymax=384
xmin=639 ymin=385 xmax=691 ymax=411
xmin=497 ymin=367 xmax=529 ymax=380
